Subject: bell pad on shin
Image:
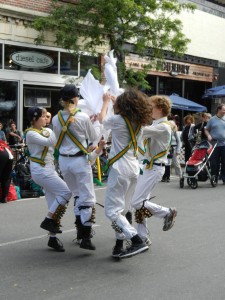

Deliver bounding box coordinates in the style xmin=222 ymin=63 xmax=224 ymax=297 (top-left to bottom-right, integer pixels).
xmin=135 ymin=206 xmax=152 ymax=224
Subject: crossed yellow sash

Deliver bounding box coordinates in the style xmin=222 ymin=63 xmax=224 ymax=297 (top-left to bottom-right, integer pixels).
xmin=25 ymin=128 xmax=49 ymax=166
xmin=144 ymin=121 xmax=172 ymax=169
xmin=55 ymin=109 xmax=88 ymax=156
xmin=103 ymin=116 xmax=141 ymax=171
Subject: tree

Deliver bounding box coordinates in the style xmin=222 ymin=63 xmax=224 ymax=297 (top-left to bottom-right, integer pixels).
xmin=31 ymin=0 xmax=195 ymax=89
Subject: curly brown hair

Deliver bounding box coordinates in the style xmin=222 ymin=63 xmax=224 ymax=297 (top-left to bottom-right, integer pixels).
xmin=114 ymin=89 xmax=152 ymax=125
xmin=183 ymin=114 xmax=194 ymax=124
xmin=149 ymin=95 xmax=171 ymax=117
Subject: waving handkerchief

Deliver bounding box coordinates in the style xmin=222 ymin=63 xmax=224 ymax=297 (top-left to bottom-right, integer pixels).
xmin=80 ymin=69 xmax=104 ymax=114
xmin=104 ymin=50 xmax=120 ymax=96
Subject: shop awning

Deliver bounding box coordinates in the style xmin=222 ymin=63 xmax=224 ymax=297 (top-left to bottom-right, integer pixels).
xmin=202 ymin=85 xmax=225 ymax=99
xmin=169 ymin=93 xmax=207 ymax=112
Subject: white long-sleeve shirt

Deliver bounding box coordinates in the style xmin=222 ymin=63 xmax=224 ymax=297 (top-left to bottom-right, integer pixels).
xmin=143 ymin=117 xmax=172 ymax=165
xmin=26 ymin=128 xmax=56 ymax=165
xmin=103 ymin=114 xmax=143 ymax=177
xmin=52 ymin=110 xmax=97 ymax=155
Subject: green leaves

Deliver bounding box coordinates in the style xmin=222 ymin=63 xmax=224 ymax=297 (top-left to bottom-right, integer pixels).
xmin=30 ymin=0 xmax=196 ymax=89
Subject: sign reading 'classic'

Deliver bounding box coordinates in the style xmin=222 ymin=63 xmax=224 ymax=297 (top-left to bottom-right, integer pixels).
xmin=11 ymin=51 xmax=54 ymax=69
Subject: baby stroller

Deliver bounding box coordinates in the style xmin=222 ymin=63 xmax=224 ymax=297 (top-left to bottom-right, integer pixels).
xmin=180 ymin=140 xmax=217 ymax=189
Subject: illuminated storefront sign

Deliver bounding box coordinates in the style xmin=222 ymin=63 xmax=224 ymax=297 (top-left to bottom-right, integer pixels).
xmin=11 ymin=51 xmax=54 ymax=69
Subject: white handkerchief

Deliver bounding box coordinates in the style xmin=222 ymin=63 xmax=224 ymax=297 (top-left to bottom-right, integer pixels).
xmin=80 ymin=69 xmax=104 ymax=114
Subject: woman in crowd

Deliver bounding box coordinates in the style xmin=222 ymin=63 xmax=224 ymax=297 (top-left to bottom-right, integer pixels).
xmin=181 ymin=115 xmax=195 ymax=162
xmin=25 ymin=106 xmax=72 ymax=252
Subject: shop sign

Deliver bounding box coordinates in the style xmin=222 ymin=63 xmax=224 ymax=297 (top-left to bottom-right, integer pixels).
xmin=125 ymin=55 xmax=213 ymax=82
xmin=11 ymin=51 xmax=54 ymax=69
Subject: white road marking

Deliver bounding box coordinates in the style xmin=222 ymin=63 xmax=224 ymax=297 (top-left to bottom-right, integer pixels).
xmin=0 ymin=226 xmax=100 ymax=248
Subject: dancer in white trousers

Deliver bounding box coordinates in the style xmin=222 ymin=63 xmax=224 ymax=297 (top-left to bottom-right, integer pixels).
xmin=52 ymin=84 xmax=98 ymax=251
xmin=131 ymin=95 xmax=177 ymax=243
xmin=98 ymin=89 xmax=152 ymax=259
xmin=25 ymin=107 xmax=72 ymax=252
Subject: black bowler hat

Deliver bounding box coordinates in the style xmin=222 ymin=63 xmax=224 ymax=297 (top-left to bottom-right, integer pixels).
xmin=59 ymin=84 xmax=79 ymax=101
xmin=27 ymin=106 xmax=43 ymax=122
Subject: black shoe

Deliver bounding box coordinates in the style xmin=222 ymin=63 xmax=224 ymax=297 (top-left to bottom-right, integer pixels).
xmin=80 ymin=238 xmax=96 ymax=250
xmin=166 ymin=178 xmax=170 ymax=182
xmin=125 ymin=211 xmax=132 ymax=224
xmin=112 ymin=246 xmax=126 ymax=258
xmin=112 ymin=239 xmax=125 ymax=258
xmin=119 ymin=242 xmax=149 ymax=259
xmin=0 ymin=198 xmax=7 ymax=203
xmin=48 ymin=237 xmax=65 ymax=252
xmin=161 ymin=177 xmax=166 ymax=182
xmin=163 ymin=207 xmax=177 ymax=231
xmin=40 ymin=218 xmax=62 ymax=234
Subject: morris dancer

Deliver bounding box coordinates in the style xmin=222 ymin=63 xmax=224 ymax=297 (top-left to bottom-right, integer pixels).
xmin=52 ymin=84 xmax=98 ymax=251
xmin=98 ymin=89 xmax=152 ymax=259
xmin=25 ymin=107 xmax=72 ymax=252
xmin=131 ymin=95 xmax=177 ymax=244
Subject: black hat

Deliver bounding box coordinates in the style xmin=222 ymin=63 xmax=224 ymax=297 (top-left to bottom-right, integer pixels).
xmin=27 ymin=106 xmax=43 ymax=123
xmin=59 ymin=84 xmax=79 ymax=101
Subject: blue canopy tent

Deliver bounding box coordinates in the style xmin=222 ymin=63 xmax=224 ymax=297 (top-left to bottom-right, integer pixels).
xmin=202 ymin=85 xmax=225 ymax=99
xmin=169 ymin=93 xmax=207 ymax=112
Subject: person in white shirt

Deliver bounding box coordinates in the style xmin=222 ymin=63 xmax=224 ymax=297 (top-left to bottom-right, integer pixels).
xmin=98 ymin=89 xmax=152 ymax=259
xmin=52 ymin=84 xmax=98 ymax=251
xmin=25 ymin=107 xmax=72 ymax=252
xmin=131 ymin=95 xmax=177 ymax=244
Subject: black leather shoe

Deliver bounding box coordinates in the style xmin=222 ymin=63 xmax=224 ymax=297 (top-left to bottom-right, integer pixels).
xmin=80 ymin=238 xmax=96 ymax=250
xmin=40 ymin=218 xmax=62 ymax=234
xmin=48 ymin=237 xmax=65 ymax=252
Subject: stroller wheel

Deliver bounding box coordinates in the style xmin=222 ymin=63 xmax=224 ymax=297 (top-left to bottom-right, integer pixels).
xmin=210 ymin=175 xmax=217 ymax=187
xmin=187 ymin=178 xmax=192 ymax=187
xmin=180 ymin=178 xmax=184 ymax=188
xmin=190 ymin=178 xmax=198 ymax=189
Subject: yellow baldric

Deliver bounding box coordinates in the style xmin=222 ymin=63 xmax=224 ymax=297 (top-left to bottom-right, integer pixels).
xmin=55 ymin=109 xmax=88 ymax=155
xmin=25 ymin=127 xmax=50 ymax=166
xmin=103 ymin=116 xmax=141 ymax=172
xmin=145 ymin=121 xmax=172 ymax=170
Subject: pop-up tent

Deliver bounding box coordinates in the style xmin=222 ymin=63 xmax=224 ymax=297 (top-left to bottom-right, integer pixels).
xmin=169 ymin=93 xmax=207 ymax=112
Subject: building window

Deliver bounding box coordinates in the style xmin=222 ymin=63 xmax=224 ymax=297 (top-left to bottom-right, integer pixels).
xmin=60 ymin=52 xmax=78 ymax=76
xmin=80 ymin=55 xmax=99 ymax=77
xmin=4 ymin=45 xmax=58 ymax=74
xmin=0 ymin=80 xmax=18 ymax=130
xmin=24 ymin=87 xmax=52 ymax=107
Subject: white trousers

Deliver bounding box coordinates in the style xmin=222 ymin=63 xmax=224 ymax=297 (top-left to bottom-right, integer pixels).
xmin=131 ymin=165 xmax=170 ymax=239
xmin=59 ymin=156 xmax=96 ymax=226
xmin=31 ymin=162 xmax=72 ymax=214
xmin=104 ymin=167 xmax=138 ymax=240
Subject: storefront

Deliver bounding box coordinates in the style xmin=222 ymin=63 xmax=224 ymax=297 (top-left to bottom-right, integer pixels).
xmin=125 ymin=53 xmax=216 ymax=113
xmin=0 ymin=40 xmax=99 ymax=132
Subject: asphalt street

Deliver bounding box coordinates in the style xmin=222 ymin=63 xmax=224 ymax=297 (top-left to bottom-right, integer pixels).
xmin=0 ymin=176 xmax=225 ymax=300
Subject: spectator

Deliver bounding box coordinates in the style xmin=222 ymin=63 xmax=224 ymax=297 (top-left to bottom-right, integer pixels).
xmin=192 ymin=112 xmax=211 ymax=144
xmin=0 ymin=140 xmax=13 ymax=203
xmin=45 ymin=111 xmax=53 ymax=130
xmin=8 ymin=121 xmax=23 ymax=146
xmin=0 ymin=122 xmax=6 ymax=141
xmin=180 ymin=115 xmax=195 ymax=162
xmin=205 ymin=104 xmax=225 ymax=184
xmin=162 ymin=116 xmax=182 ymax=181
